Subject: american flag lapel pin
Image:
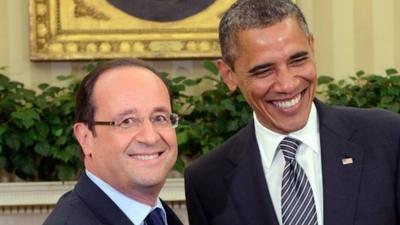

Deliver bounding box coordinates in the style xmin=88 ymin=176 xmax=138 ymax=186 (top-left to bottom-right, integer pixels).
xmin=342 ymin=155 xmax=353 ymax=165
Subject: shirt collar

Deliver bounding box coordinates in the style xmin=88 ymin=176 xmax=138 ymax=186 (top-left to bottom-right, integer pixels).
xmin=254 ymin=103 xmax=320 ymax=169
xmin=85 ymin=170 xmax=167 ymax=225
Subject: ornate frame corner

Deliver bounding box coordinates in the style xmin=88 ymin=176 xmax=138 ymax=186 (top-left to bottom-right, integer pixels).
xmin=29 ymin=0 xmax=235 ymax=61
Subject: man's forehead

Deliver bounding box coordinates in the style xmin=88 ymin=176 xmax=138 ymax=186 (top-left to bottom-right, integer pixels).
xmin=93 ymin=66 xmax=169 ymax=102
xmin=99 ymin=65 xmax=153 ymax=79
xmin=94 ymin=66 xmax=164 ymax=92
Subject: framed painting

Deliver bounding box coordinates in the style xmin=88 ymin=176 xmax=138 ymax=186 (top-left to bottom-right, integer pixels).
xmin=29 ymin=0 xmax=235 ymax=60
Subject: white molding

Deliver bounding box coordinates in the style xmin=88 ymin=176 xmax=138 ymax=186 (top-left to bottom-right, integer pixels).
xmin=0 ymin=178 xmax=185 ymax=206
xmin=159 ymin=178 xmax=186 ymax=202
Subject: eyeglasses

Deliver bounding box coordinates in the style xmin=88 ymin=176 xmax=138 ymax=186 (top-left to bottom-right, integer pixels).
xmin=93 ymin=112 xmax=179 ymax=131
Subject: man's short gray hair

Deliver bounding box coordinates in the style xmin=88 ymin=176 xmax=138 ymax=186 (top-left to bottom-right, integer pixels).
xmin=219 ymin=0 xmax=310 ymax=69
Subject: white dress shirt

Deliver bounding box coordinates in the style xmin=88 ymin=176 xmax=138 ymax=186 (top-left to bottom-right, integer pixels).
xmin=254 ymin=103 xmax=324 ymax=225
xmin=86 ymin=170 xmax=168 ymax=225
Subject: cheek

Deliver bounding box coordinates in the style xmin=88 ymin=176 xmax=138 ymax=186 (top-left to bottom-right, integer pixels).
xmin=95 ymin=133 xmax=130 ymax=155
xmin=298 ymin=63 xmax=317 ymax=82
xmin=164 ymin=132 xmax=178 ymax=149
xmin=244 ymin=81 xmax=273 ymax=100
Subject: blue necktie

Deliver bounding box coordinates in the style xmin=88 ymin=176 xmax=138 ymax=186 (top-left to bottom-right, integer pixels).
xmin=280 ymin=136 xmax=318 ymax=225
xmin=145 ymin=208 xmax=165 ymax=225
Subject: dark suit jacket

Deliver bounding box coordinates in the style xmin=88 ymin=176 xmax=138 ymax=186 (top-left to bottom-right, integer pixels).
xmin=184 ymin=100 xmax=400 ymax=225
xmin=43 ymin=172 xmax=183 ymax=225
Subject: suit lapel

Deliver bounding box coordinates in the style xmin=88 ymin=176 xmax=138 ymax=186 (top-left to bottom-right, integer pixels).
xmin=75 ymin=172 xmax=134 ymax=225
xmin=224 ymin=122 xmax=280 ymax=225
xmin=162 ymin=201 xmax=184 ymax=225
xmin=316 ymin=100 xmax=364 ymax=225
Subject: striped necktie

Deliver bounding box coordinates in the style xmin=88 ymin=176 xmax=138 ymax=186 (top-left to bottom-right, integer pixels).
xmin=280 ymin=136 xmax=318 ymax=225
xmin=144 ymin=208 xmax=165 ymax=225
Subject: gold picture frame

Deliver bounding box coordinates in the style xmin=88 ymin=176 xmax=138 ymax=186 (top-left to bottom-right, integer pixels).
xmin=29 ymin=0 xmax=235 ymax=61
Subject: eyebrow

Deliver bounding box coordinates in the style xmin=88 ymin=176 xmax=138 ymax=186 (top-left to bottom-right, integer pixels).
xmin=116 ymin=109 xmax=138 ymax=118
xmin=116 ymin=106 xmax=170 ymax=117
xmin=289 ymin=51 xmax=309 ymax=61
xmin=152 ymin=106 xmax=171 ymax=113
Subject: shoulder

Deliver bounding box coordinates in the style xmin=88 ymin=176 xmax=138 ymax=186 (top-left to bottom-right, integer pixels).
xmin=43 ymin=190 xmax=99 ymax=225
xmin=184 ymin=121 xmax=256 ymax=187
xmin=316 ymin=101 xmax=400 ymax=160
xmin=316 ymin=100 xmax=400 ymax=132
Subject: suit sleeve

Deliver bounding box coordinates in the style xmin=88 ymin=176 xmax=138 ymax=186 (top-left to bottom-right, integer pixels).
xmin=184 ymin=169 xmax=210 ymax=225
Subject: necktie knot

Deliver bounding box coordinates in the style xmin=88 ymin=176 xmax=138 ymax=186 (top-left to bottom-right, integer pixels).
xmin=145 ymin=208 xmax=165 ymax=225
xmin=279 ymin=136 xmax=301 ymax=163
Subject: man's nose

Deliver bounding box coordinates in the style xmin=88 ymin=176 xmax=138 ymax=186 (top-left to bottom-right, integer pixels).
xmin=134 ymin=119 xmax=159 ymax=144
xmin=274 ymin=67 xmax=297 ymax=93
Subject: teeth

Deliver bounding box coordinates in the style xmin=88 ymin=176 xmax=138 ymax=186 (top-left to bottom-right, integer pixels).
xmin=131 ymin=153 xmax=159 ymax=161
xmin=273 ymin=94 xmax=301 ymax=109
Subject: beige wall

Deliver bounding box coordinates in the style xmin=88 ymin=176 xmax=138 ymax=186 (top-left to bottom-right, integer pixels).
xmin=1 ymin=0 xmax=399 ymax=88
xmin=298 ymin=0 xmax=400 ymax=79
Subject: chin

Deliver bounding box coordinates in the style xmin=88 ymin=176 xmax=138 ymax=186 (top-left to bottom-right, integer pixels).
xmin=136 ymin=173 xmax=167 ymax=187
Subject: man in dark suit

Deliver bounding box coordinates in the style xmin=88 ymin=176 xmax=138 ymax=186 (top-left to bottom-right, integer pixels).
xmin=184 ymin=0 xmax=400 ymax=225
xmin=44 ymin=58 xmax=183 ymax=225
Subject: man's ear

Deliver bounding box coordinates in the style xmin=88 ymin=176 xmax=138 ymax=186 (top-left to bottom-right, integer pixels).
xmin=217 ymin=59 xmax=239 ymax=92
xmin=73 ymin=123 xmax=94 ymax=157
xmin=308 ymin=33 xmax=315 ymax=54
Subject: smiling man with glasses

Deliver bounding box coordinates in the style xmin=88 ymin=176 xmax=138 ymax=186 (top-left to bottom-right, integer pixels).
xmin=44 ymin=58 xmax=183 ymax=225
